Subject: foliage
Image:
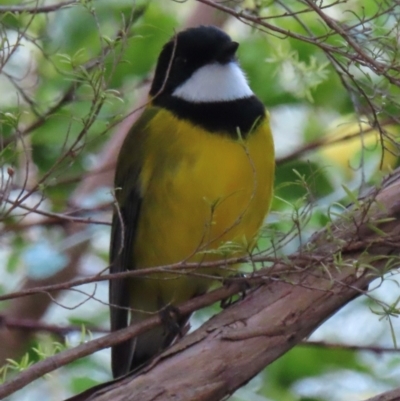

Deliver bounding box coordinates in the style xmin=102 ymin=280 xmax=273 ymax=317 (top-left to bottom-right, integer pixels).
xmin=0 ymin=0 xmax=400 ymax=400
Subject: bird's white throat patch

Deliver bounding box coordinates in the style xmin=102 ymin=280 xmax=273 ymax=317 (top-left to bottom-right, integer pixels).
xmin=172 ymin=62 xmax=253 ymax=102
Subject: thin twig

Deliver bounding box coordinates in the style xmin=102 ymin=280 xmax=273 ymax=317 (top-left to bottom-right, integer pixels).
xmin=0 ymin=1 xmax=78 ymax=14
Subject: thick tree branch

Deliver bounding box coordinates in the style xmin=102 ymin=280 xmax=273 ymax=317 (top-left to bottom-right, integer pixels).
xmin=70 ymin=168 xmax=400 ymax=401
xmin=1 ymin=168 xmax=397 ymax=400
xmin=365 ymin=387 xmax=400 ymax=401
xmin=1 ymin=166 xmax=399 ymax=400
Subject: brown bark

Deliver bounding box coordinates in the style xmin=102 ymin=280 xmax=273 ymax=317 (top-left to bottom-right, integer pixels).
xmin=365 ymin=387 xmax=400 ymax=401
xmin=71 ymin=169 xmax=400 ymax=401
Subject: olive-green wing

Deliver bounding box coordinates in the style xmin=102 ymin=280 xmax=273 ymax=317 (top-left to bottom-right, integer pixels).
xmin=109 ymin=106 xmax=159 ymax=378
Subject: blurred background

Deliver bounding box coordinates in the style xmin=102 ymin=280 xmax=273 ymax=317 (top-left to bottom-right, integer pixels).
xmin=1 ymin=0 xmax=400 ymax=400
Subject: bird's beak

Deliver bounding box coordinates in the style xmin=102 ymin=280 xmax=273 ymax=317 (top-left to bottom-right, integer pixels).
xmin=216 ymin=41 xmax=239 ymax=64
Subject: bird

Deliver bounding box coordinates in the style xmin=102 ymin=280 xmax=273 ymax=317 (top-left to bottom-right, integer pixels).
xmin=109 ymin=25 xmax=275 ymax=378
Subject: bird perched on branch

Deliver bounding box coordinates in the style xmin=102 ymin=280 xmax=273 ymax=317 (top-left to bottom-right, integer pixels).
xmin=109 ymin=25 xmax=275 ymax=378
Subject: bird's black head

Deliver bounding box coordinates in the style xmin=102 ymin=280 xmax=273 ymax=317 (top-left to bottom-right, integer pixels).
xmin=149 ymin=26 xmax=239 ymax=99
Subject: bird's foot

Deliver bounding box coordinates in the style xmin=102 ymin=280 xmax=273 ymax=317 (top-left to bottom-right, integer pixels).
xmin=220 ymin=274 xmax=250 ymax=308
xmin=159 ymin=305 xmax=185 ymax=338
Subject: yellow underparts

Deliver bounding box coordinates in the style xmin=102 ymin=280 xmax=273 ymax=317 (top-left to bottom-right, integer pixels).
xmin=131 ymin=108 xmax=274 ymax=312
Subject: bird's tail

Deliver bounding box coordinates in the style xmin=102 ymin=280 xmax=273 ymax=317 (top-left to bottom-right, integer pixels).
xmin=112 ymin=309 xmax=189 ymax=377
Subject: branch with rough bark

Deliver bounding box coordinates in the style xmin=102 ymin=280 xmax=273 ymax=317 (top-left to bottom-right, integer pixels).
xmin=1 ymin=168 xmax=399 ymax=400
xmin=72 ymin=168 xmax=400 ymax=401
xmin=365 ymin=387 xmax=400 ymax=401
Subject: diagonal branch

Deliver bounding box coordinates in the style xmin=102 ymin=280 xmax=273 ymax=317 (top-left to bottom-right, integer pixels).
xmin=364 ymin=387 xmax=400 ymax=401
xmin=69 ymin=168 xmax=400 ymax=401
xmin=2 ymin=167 xmax=400 ymax=400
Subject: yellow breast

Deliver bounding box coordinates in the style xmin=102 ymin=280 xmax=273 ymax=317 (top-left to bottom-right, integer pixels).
xmin=132 ymin=108 xmax=274 ymax=303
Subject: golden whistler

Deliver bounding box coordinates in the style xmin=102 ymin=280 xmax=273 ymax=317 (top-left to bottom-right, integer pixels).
xmin=109 ymin=26 xmax=275 ymax=377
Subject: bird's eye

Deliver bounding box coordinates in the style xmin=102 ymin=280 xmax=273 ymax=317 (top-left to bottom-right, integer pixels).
xmin=174 ymin=56 xmax=187 ymax=65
